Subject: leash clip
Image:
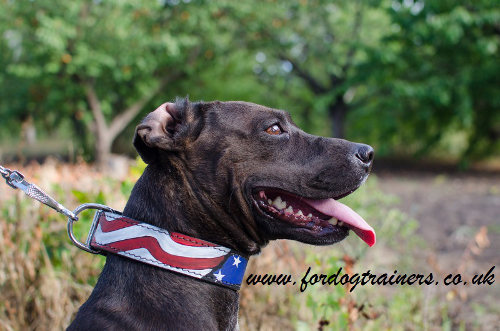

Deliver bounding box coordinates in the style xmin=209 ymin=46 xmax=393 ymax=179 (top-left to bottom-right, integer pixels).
xmin=67 ymin=203 xmax=121 ymax=254
xmin=1 ymin=167 xmax=20 ymax=190
xmin=2 ymin=168 xmax=78 ymax=220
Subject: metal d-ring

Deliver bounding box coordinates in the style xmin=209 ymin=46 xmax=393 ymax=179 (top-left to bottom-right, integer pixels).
xmin=67 ymin=203 xmax=121 ymax=254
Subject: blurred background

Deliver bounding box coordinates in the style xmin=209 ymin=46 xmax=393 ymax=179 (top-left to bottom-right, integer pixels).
xmin=0 ymin=0 xmax=498 ymax=330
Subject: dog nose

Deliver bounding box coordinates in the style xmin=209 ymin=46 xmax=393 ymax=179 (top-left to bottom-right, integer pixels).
xmin=355 ymin=144 xmax=374 ymax=166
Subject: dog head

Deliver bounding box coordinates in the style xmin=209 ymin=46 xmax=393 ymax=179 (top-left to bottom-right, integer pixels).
xmin=134 ymin=98 xmax=375 ymax=253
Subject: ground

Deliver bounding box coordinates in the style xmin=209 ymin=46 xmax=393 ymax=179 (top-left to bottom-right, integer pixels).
xmin=375 ymin=165 xmax=499 ymax=330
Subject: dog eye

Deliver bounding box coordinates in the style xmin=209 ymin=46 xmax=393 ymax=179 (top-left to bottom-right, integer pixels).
xmin=265 ymin=124 xmax=283 ymax=135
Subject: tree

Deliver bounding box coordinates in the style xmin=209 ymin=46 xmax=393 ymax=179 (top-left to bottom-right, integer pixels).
xmin=356 ymin=0 xmax=500 ymax=161
xmin=0 ymin=0 xmax=239 ymax=166
xmin=231 ymin=0 xmax=392 ymax=139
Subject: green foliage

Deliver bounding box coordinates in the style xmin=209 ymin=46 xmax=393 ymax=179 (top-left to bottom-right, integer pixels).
xmin=302 ymin=252 xmax=349 ymax=329
xmin=352 ymin=0 xmax=500 ymax=161
xmin=229 ymin=0 xmax=393 ymax=137
xmin=0 ymin=0 xmax=262 ymax=160
xmin=0 ymin=0 xmax=497 ymax=162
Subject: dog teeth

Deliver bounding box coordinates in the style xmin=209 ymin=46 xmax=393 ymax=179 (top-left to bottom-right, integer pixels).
xmin=285 ymin=206 xmax=293 ymax=213
xmin=272 ymin=196 xmax=286 ymax=209
xmin=296 ymin=210 xmax=303 ymax=216
xmin=307 ymin=213 xmax=312 ymax=218
xmin=338 ymin=221 xmax=344 ymax=226
xmin=328 ymin=217 xmax=338 ymax=226
xmin=267 ymin=199 xmax=272 ymax=205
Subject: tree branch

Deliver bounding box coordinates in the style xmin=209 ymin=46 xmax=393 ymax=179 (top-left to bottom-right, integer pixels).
xmin=108 ymin=69 xmax=186 ymax=140
xmin=279 ymin=53 xmax=328 ymax=94
xmin=108 ymin=74 xmax=175 ymax=140
xmin=84 ymin=81 xmax=108 ymax=136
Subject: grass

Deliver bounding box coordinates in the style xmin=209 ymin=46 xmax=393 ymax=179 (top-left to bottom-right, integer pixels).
xmin=0 ymin=160 xmax=493 ymax=330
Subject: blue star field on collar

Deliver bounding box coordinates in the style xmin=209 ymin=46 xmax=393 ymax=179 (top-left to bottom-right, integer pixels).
xmin=206 ymin=253 xmax=248 ymax=289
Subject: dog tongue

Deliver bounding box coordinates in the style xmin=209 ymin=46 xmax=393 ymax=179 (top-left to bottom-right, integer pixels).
xmin=304 ymin=198 xmax=376 ymax=247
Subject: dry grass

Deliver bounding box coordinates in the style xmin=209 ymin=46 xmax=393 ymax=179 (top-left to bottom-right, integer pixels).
xmin=0 ymin=215 xmax=100 ymax=331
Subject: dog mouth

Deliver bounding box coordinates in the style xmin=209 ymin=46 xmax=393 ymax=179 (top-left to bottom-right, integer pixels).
xmin=253 ymin=189 xmax=376 ymax=247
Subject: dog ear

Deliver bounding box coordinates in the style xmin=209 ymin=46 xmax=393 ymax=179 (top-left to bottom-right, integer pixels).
xmin=133 ymin=102 xmax=181 ymax=163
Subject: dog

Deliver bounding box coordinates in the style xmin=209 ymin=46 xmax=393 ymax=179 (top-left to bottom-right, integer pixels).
xmin=68 ymin=98 xmax=375 ymax=330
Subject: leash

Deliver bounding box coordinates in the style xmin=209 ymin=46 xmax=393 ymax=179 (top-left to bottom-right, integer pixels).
xmin=0 ymin=164 xmax=247 ymax=290
xmin=1 ymin=164 xmax=78 ymax=220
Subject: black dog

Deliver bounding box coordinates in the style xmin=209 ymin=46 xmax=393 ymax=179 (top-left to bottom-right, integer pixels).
xmin=68 ymin=98 xmax=374 ymax=330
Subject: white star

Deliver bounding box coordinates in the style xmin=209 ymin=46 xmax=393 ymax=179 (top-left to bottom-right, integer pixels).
xmin=214 ymin=270 xmax=225 ymax=282
xmin=232 ymin=256 xmax=241 ymax=268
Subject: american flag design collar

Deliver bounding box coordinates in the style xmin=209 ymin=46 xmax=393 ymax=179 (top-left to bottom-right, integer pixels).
xmin=89 ymin=210 xmax=248 ymax=291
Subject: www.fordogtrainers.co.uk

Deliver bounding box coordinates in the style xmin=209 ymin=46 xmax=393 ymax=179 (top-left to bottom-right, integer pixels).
xmin=245 ymin=265 xmax=496 ymax=292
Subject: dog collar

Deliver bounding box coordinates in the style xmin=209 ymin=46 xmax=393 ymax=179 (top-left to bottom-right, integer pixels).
xmin=88 ymin=210 xmax=248 ymax=291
